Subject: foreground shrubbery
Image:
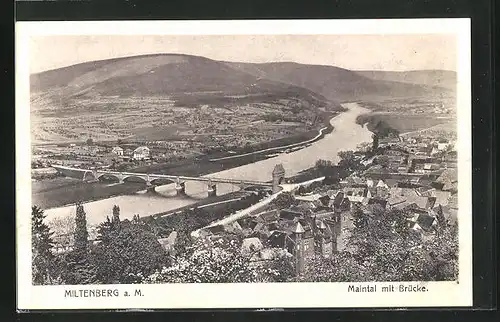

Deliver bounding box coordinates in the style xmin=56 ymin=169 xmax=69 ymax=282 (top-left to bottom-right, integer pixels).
xmin=32 ymin=191 xmax=458 ymax=284
xmin=294 ymin=206 xmax=458 ymax=282
xmin=31 ymin=202 xmax=295 ymax=285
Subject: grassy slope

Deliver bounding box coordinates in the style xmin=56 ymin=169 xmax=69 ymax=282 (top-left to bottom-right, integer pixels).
xmin=355 ymin=70 xmax=457 ymax=90
xmin=225 ymin=61 xmax=455 ymax=102
xmin=31 ymin=54 xmax=334 ymax=108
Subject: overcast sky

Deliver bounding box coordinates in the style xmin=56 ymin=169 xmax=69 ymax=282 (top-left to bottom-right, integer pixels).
xmin=29 ymin=34 xmax=457 ymax=74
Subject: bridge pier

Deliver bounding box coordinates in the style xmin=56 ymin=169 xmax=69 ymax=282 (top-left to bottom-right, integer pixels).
xmin=175 ymin=182 xmax=186 ymax=196
xmin=147 ymin=185 xmax=156 ymax=193
xmin=82 ymin=170 xmax=99 ymax=183
xmin=207 ymin=181 xmax=217 ymax=197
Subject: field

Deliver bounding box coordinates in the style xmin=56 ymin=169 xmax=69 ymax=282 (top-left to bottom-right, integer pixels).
xmin=356 ymin=112 xmax=455 ymax=134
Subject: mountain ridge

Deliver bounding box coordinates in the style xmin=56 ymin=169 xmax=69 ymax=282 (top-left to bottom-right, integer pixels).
xmin=31 ymin=53 xmax=456 ymax=103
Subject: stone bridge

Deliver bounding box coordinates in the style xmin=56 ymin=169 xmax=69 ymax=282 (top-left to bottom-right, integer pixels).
xmin=52 ymin=165 xmax=284 ymax=197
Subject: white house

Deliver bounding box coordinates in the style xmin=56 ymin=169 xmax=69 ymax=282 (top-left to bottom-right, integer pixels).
xmin=133 ymin=146 xmax=150 ymax=160
xmin=111 ymin=146 xmax=123 ymax=156
xmin=437 ymin=142 xmax=448 ymax=151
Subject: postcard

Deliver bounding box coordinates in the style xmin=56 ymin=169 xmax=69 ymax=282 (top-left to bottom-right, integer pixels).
xmin=16 ymin=19 xmax=472 ymax=309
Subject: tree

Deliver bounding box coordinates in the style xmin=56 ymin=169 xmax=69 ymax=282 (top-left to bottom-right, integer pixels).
xmin=436 ymin=205 xmax=447 ymax=229
xmin=86 ymin=138 xmax=94 ymax=145
xmin=112 ymin=205 xmax=121 ymax=229
xmin=48 ymin=215 xmax=75 ymax=250
xmin=296 ymin=186 xmax=307 ymax=195
xmin=92 ymin=220 xmax=168 ymax=284
xmin=96 ymin=216 xmax=115 ymax=244
xmin=142 ymin=238 xmax=257 ymax=283
xmin=295 ymin=252 xmax=369 ymax=282
xmin=373 ymin=120 xmax=400 ymax=139
xmin=74 ymin=202 xmax=89 ymax=255
xmin=32 ymin=206 xmax=56 ymax=285
xmin=258 ymin=251 xmax=296 ymax=282
xmin=296 ymin=205 xmax=458 ymax=283
xmin=61 ymin=203 xmax=98 ymax=285
xmin=315 ymin=159 xmax=333 ymax=170
xmin=272 ymin=192 xmax=296 ymax=209
xmin=375 ymin=155 xmax=390 ymax=168
xmin=337 ymin=150 xmax=362 ymax=173
xmin=372 ymin=133 xmax=379 ymax=151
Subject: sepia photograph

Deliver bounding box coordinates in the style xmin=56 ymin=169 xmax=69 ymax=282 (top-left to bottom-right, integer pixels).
xmin=16 ymin=19 xmax=472 ymax=309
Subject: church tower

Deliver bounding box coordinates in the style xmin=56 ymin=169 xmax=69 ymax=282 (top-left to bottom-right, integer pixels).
xmin=294 ymin=221 xmax=305 ymax=275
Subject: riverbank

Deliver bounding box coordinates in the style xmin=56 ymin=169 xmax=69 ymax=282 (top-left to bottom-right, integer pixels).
xmin=355 ymin=111 xmax=453 ymax=134
xmin=32 ymin=179 xmax=148 ymax=209
xmin=207 ymin=113 xmax=336 ymax=161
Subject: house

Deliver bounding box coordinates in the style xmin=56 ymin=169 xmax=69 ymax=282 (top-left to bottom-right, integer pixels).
xmin=407 ymin=211 xmax=437 ymax=232
xmin=254 ymin=210 xmax=280 ymax=224
xmin=343 ymin=186 xmax=369 ymax=203
xmin=434 ymin=169 xmax=458 ymax=191
xmin=329 ymin=191 xmax=351 ymax=213
xmin=367 ymin=198 xmax=388 ymax=209
xmin=414 ymin=162 xmax=441 ymax=174
xmin=241 ymin=237 xmax=264 ymax=256
xmin=295 ymin=193 xmax=323 ymax=202
xmin=384 ymin=179 xmax=400 ymax=188
xmin=437 ymin=142 xmax=448 ymax=151
xmin=379 ymin=136 xmax=401 ymax=148
xmin=376 ymin=179 xmax=389 ymax=189
xmin=248 ymin=248 xmax=293 ymax=268
xmin=280 ymin=207 xmax=308 ymax=220
xmin=157 ymin=231 xmax=178 ymax=254
xmin=415 ymin=186 xmax=435 ymax=196
xmin=133 ymin=146 xmax=150 ymax=160
xmin=111 ymin=146 xmax=123 ymax=156
xmin=431 ymin=147 xmax=441 ymax=155
xmin=434 ymin=205 xmax=458 ymax=226
xmin=387 ymin=188 xmax=437 ymax=210
xmin=344 ymin=175 xmax=365 ymax=186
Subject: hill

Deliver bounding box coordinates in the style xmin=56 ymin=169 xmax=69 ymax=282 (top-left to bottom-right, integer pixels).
xmin=355 ymin=70 xmax=456 ymax=90
xmin=30 ymin=54 xmax=455 ymax=145
xmin=30 ymin=54 xmax=338 ymax=145
xmin=31 ymin=54 xmax=331 ymax=107
xmin=224 ymin=62 xmax=455 ymax=102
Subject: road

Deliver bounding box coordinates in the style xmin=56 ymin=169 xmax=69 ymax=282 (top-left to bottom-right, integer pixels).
xmin=191 ymin=176 xmax=325 ymax=238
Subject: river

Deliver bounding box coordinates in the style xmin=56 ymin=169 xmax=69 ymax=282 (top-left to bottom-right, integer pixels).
xmin=41 ymin=102 xmax=372 ymax=226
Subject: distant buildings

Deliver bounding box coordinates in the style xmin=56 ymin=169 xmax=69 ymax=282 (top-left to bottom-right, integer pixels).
xmin=133 ymin=146 xmax=150 ymax=160
xmin=111 ymin=146 xmax=124 ymax=156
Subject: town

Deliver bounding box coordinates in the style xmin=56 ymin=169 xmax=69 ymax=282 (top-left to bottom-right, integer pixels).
xmin=188 ymin=125 xmax=458 ymax=276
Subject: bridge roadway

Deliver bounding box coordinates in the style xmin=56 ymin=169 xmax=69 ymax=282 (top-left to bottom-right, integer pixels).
xmin=52 ymin=165 xmax=273 ymax=187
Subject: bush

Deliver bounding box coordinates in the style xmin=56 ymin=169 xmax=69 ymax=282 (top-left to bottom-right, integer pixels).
xmin=92 ymin=221 xmax=168 ymax=284
xmin=143 ymin=239 xmax=258 ymax=283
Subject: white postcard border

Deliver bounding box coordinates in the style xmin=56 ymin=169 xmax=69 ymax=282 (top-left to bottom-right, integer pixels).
xmin=16 ymin=18 xmax=472 ymax=309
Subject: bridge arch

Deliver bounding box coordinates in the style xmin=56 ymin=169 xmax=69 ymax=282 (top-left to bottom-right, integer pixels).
xmin=122 ymin=175 xmax=148 ymax=183
xmin=96 ymin=174 xmax=121 ymax=183
xmin=150 ymin=178 xmax=175 ymax=186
